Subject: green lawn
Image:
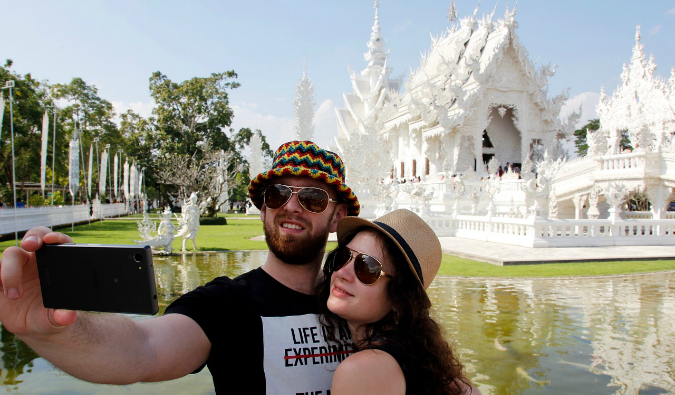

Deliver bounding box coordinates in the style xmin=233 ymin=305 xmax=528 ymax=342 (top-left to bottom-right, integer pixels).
xmin=438 ymin=254 xmax=675 ymax=278
xmin=2 ymin=216 xmax=675 ymax=278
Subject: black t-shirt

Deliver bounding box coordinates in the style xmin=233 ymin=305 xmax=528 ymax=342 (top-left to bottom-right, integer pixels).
xmin=165 ymin=267 xmax=353 ymax=394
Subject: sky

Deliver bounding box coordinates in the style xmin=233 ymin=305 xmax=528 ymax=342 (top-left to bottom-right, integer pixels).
xmin=2 ymin=0 xmax=674 ymax=152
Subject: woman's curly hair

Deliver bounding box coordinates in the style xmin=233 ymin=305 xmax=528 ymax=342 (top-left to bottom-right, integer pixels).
xmin=318 ymin=228 xmax=471 ymax=395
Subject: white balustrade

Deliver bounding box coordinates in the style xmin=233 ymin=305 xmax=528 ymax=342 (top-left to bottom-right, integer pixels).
xmin=424 ymin=214 xmax=675 ymax=248
xmin=0 ymin=204 xmax=127 ymax=235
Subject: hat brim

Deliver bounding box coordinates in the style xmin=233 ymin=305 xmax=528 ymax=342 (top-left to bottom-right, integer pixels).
xmin=336 ymin=217 xmax=424 ymax=288
xmin=248 ymin=166 xmax=360 ymax=216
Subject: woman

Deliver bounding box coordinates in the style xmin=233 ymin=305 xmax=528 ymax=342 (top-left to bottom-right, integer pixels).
xmin=319 ymin=209 xmax=476 ymax=394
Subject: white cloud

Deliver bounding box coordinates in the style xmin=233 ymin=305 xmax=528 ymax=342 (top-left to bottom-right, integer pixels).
xmin=649 ymin=24 xmax=662 ymax=35
xmin=313 ymin=99 xmax=338 ymax=150
xmin=230 ymin=103 xmax=295 ymax=152
xmin=667 ymin=7 xmax=675 ymax=15
xmin=230 ymin=99 xmax=337 ymax=156
xmin=111 ymin=100 xmax=156 ymax=124
xmin=560 ymin=91 xmax=600 ymax=128
xmin=560 ymin=91 xmax=600 ymax=160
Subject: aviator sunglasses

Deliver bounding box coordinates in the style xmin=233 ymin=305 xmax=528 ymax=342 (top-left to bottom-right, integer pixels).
xmin=263 ymin=184 xmax=339 ymax=214
xmin=331 ymin=246 xmax=393 ymax=286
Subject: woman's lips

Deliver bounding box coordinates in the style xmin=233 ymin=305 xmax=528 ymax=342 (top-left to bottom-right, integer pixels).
xmin=332 ymin=283 xmax=353 ymax=297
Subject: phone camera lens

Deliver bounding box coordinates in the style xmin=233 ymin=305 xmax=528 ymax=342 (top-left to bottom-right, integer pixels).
xmin=134 ymin=253 xmax=143 ymax=263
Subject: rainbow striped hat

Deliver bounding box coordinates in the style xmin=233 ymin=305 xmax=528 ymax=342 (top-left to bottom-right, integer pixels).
xmin=248 ymin=141 xmax=360 ymax=216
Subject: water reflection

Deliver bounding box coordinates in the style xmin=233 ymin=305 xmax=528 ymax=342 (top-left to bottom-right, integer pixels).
xmin=0 ymin=252 xmax=673 ymax=394
xmin=430 ymin=275 xmax=675 ymax=394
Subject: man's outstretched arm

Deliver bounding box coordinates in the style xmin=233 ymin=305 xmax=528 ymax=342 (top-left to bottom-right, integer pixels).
xmin=0 ymin=227 xmax=210 ymax=384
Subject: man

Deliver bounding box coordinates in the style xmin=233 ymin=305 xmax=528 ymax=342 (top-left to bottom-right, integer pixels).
xmin=0 ymin=141 xmax=360 ymax=393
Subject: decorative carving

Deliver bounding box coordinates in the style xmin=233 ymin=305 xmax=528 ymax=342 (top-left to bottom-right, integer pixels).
xmin=176 ymin=192 xmax=201 ymax=251
xmin=136 ymin=207 xmax=177 ymax=255
xmin=587 ymin=187 xmax=601 ymax=219
xmin=548 ymin=188 xmax=558 ymax=219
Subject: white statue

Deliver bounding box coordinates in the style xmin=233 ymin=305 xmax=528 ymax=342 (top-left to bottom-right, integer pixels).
xmin=176 ymin=192 xmax=200 ymax=251
xmin=136 ymin=207 xmax=176 ymax=255
xmin=136 ymin=211 xmax=156 ymax=241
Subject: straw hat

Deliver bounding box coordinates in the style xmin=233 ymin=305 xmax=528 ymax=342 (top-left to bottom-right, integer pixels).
xmin=336 ymin=209 xmax=441 ymax=290
xmin=248 ymin=141 xmax=360 ymax=216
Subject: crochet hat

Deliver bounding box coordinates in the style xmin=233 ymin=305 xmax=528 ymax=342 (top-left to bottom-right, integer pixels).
xmin=336 ymin=209 xmax=441 ymax=290
xmin=248 ymin=141 xmax=360 ymax=216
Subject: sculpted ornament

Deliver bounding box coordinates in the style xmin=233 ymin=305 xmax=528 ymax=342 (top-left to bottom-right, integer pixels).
xmin=587 ymin=187 xmax=601 ymax=219
xmin=176 ymin=192 xmax=201 ymax=251
xmin=136 ymin=207 xmax=177 ymax=255
xmin=548 ymin=188 xmax=558 ymax=219
xmin=136 ymin=212 xmax=156 ymax=241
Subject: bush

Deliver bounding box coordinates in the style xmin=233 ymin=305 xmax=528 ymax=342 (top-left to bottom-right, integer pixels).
xmin=29 ymin=194 xmax=46 ymax=207
xmin=199 ymin=216 xmax=227 ymax=225
xmin=53 ymin=191 xmax=65 ymax=206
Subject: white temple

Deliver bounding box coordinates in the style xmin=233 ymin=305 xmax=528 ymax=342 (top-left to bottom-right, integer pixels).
xmin=334 ymin=2 xmax=675 ymax=248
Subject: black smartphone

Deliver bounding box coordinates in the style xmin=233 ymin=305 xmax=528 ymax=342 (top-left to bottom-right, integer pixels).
xmin=35 ymin=244 xmax=159 ymax=315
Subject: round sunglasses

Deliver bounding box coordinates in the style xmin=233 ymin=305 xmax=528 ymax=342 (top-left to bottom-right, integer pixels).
xmin=264 ymin=184 xmax=339 ymax=214
xmin=331 ymin=245 xmax=393 ymax=286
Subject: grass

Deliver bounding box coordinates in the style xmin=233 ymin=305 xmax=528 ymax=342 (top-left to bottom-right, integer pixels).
xmin=2 ymin=215 xmax=675 ymax=278
xmin=0 ymin=215 xmax=269 ymax=252
xmin=438 ymin=254 xmax=675 ymax=278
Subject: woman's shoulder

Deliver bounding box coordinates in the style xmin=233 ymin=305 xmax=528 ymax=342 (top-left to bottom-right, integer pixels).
xmin=332 ymin=349 xmax=405 ymax=394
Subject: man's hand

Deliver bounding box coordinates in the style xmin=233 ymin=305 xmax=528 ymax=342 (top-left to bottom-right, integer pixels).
xmin=0 ymin=227 xmax=77 ymax=337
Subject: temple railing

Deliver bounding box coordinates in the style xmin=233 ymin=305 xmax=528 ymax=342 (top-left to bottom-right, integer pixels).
xmin=424 ymin=214 xmax=675 ymax=248
xmin=599 ymin=153 xmax=646 ymax=171
xmin=0 ymin=204 xmax=127 ymax=236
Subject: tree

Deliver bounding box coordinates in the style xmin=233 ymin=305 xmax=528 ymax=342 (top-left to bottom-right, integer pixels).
xmin=574 ymin=118 xmax=632 ymax=157
xmin=53 ymin=77 xmax=121 ymax=202
xmin=119 ymin=110 xmax=157 ymax=201
xmin=154 ymin=142 xmax=239 ymax=216
xmin=149 ymin=71 xmax=240 ymax=158
xmin=228 ymin=128 xmax=273 ymax=202
xmin=573 ymin=119 xmax=600 ymax=157
xmin=0 ymin=60 xmax=53 ymax=203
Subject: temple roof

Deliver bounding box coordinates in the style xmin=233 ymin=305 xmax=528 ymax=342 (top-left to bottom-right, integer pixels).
xmin=384 ymin=4 xmax=575 ymax=136
xmin=596 ymin=26 xmax=675 ymax=153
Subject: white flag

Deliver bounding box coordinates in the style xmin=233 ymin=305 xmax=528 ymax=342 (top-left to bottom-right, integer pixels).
xmin=138 ymin=170 xmax=143 ymax=197
xmin=87 ymin=144 xmax=93 ymax=198
xmin=0 ymin=95 xmax=5 ymax=141
xmin=68 ymin=127 xmax=80 ymax=199
xmin=123 ymin=159 xmax=129 ymax=201
xmin=130 ymin=163 xmax=137 ymax=199
xmin=41 ymin=112 xmax=49 ymax=192
xmin=99 ymin=149 xmax=108 ymax=197
xmin=113 ymin=154 xmax=119 ymax=199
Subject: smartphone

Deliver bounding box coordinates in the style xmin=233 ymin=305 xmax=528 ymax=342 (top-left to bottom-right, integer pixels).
xmin=35 ymin=244 xmax=159 ymax=315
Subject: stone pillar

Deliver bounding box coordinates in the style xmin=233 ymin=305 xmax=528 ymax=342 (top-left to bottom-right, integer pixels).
xmin=572 ymin=193 xmax=588 ymax=219
xmin=645 ymin=182 xmax=670 ymax=219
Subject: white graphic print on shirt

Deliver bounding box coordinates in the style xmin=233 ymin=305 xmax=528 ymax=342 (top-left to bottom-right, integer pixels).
xmin=262 ymin=313 xmax=353 ymax=394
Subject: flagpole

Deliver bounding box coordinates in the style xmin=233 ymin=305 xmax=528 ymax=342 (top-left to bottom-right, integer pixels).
xmin=1 ymin=81 xmax=18 ymax=245
xmin=46 ymin=105 xmax=57 ymax=230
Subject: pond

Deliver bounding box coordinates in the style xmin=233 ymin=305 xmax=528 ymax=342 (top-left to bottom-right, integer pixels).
xmin=0 ymin=252 xmax=673 ymax=394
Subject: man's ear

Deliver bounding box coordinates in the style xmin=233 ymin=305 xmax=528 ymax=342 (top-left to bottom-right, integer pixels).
xmin=260 ymin=205 xmax=267 ymax=222
xmin=329 ymin=204 xmax=348 ymax=233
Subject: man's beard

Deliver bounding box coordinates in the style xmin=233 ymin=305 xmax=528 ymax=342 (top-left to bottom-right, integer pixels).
xmin=264 ymin=213 xmax=332 ymax=265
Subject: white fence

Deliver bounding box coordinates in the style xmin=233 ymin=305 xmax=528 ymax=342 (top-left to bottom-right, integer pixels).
xmin=425 ymin=214 xmax=675 ymax=248
xmin=0 ymin=204 xmax=127 ymax=236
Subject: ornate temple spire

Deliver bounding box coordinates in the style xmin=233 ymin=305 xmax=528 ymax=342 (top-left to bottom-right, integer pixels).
xmin=293 ymin=57 xmax=315 ymax=141
xmin=447 ymin=0 xmax=457 ymax=23
xmin=365 ymin=0 xmax=386 ymax=68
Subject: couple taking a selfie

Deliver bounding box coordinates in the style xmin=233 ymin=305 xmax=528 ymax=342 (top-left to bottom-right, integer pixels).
xmin=0 ymin=140 xmax=478 ymax=394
